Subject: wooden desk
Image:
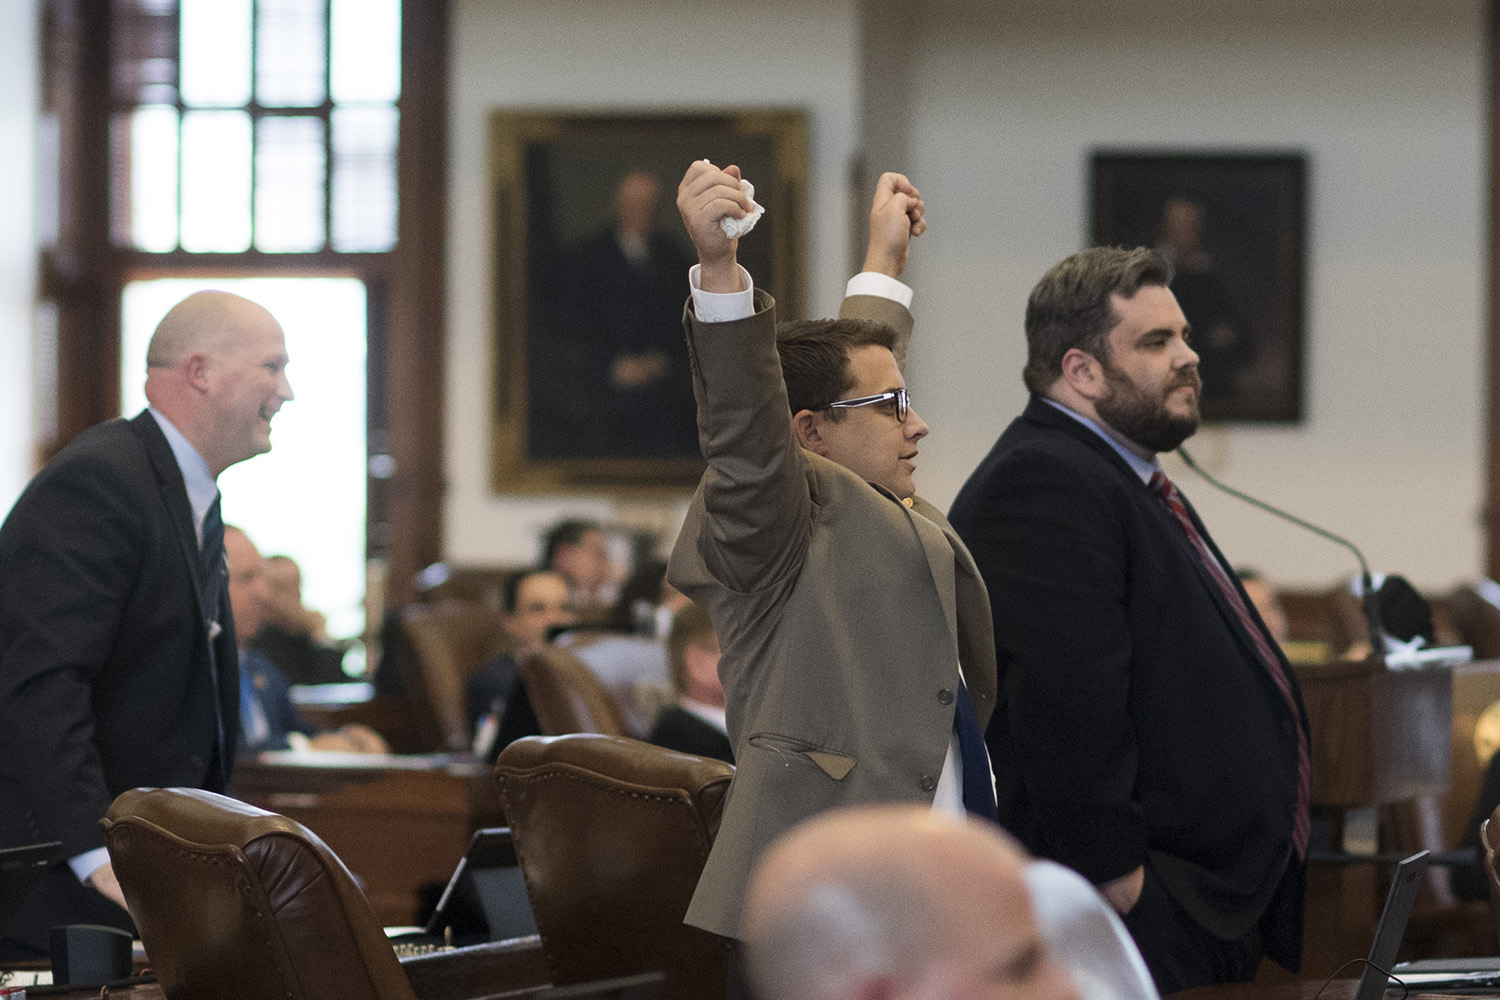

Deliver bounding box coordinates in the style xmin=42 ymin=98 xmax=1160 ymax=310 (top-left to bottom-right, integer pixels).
xmin=1169 ymin=982 xmax=1356 ymax=1000
xmin=233 ymin=754 xmax=505 ymax=926
xmin=3 ymin=936 xmax=551 ymax=1000
xmin=1169 ymin=980 xmax=1485 ymax=1000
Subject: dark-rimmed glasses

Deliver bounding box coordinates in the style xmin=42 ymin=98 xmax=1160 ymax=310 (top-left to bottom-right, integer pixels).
xmin=820 ymin=388 xmax=909 ymax=423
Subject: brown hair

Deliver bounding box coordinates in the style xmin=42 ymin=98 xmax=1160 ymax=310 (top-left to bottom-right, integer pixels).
xmin=776 ymin=318 xmax=901 ymax=419
xmin=1022 ymin=246 xmax=1172 ymax=394
xmin=667 ymin=600 xmax=718 ymax=696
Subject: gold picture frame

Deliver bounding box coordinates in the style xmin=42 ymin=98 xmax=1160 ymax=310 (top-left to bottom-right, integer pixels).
xmin=489 ymin=110 xmax=809 ymax=493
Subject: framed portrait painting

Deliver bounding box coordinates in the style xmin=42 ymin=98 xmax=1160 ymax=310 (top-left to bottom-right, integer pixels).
xmin=1091 ymin=152 xmax=1307 ymax=422
xmin=489 ymin=110 xmax=808 ymax=493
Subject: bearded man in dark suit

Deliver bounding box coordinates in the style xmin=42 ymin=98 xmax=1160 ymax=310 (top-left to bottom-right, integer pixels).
xmin=948 ymin=247 xmax=1308 ymax=994
xmin=0 ymin=291 xmax=293 ymax=958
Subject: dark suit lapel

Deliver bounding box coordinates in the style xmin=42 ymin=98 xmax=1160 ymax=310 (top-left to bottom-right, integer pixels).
xmin=1024 ymin=397 xmax=1297 ymax=708
xmin=128 ymin=411 xmax=208 ymax=616
xmin=1172 ymin=486 xmax=1307 ymax=720
xmin=126 ymin=410 xmax=239 ymax=777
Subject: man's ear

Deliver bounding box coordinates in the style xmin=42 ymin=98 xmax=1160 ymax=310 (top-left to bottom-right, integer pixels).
xmin=183 ymin=352 xmax=212 ymax=393
xmin=1059 ymin=347 xmax=1106 ymax=401
xmin=793 ymin=409 xmax=832 ymax=457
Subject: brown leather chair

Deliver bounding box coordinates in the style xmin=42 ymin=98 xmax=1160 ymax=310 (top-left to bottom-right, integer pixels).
xmin=1449 ymin=585 xmax=1500 ymax=661
xmin=398 ymin=600 xmax=516 ymax=751
xmin=516 ymin=643 xmax=632 ymax=737
xmin=1482 ymin=810 xmax=1500 ymax=936
xmin=101 ymin=787 xmax=419 ymax=1000
xmin=493 ymin=734 xmax=733 ymax=1000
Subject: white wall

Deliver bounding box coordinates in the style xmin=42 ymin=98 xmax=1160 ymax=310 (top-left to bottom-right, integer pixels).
xmin=894 ymin=0 xmax=1484 ymax=590
xmin=445 ymin=0 xmax=1486 ymax=590
xmin=445 ymin=0 xmax=864 ymax=565
xmin=0 ymin=0 xmax=37 ymax=511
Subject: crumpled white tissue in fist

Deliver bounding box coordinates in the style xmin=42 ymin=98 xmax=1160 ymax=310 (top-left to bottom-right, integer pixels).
xmin=720 ymin=177 xmax=765 ymax=239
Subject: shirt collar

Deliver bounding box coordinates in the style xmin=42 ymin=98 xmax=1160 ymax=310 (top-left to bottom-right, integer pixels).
xmin=678 ymin=698 xmax=728 ymax=734
xmin=148 ymin=407 xmax=218 ymax=544
xmin=1041 ymin=397 xmax=1160 ymax=486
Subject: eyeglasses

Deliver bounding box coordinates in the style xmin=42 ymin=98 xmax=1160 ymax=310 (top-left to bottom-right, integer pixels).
xmin=820 ymin=388 xmax=909 ymax=423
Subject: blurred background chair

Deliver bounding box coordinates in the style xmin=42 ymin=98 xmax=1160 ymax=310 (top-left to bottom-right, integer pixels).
xmin=396 ymin=601 xmax=516 ymax=751
xmin=493 ymin=734 xmax=733 ymax=1000
xmin=517 ymin=644 xmax=632 ymax=738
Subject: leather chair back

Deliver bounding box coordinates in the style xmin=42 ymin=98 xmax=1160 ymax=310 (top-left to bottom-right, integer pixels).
xmin=101 ymin=787 xmax=418 ymax=1000
xmin=517 ymin=643 xmax=631 ymax=737
xmin=398 ymin=600 xmax=515 ymax=751
xmin=1449 ymin=585 xmax=1500 ymax=661
xmin=494 ymin=734 xmax=732 ymax=1000
xmin=1483 ymin=811 xmax=1500 ymax=934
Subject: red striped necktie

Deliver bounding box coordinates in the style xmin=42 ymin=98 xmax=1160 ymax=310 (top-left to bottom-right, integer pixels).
xmin=1150 ymin=470 xmax=1310 ymax=860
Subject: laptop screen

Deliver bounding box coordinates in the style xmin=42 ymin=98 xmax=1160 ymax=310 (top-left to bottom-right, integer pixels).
xmin=1354 ymin=850 xmax=1429 ymax=1000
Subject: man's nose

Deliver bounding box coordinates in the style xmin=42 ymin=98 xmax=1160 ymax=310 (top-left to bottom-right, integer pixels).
xmin=906 ymin=408 xmax=930 ymax=441
xmin=1175 ymin=338 xmax=1200 ymax=369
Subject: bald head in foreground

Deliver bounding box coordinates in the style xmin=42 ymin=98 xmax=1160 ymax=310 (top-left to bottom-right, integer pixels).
xmin=743 ymin=806 xmax=1082 ymax=1000
xmin=0 ymin=291 xmax=293 ymax=960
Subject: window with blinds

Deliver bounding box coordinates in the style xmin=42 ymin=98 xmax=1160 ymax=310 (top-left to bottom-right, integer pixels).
xmin=108 ymin=0 xmax=400 ymax=254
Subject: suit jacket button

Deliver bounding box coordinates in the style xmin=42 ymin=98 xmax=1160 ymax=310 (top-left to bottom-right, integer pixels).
xmin=919 ymin=775 xmax=937 ymax=792
xmin=937 ymin=689 xmax=954 ymax=705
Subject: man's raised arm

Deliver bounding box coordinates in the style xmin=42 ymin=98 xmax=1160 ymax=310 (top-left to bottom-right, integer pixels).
xmin=842 ymin=171 xmax=924 ymax=352
xmin=676 ymin=159 xmax=752 ymax=295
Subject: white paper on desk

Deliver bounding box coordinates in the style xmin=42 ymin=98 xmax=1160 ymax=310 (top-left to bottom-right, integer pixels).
xmin=253 ymin=749 xmax=451 ymax=770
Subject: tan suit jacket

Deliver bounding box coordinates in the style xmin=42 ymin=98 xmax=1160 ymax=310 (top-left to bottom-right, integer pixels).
xmin=668 ymin=289 xmax=997 ymax=939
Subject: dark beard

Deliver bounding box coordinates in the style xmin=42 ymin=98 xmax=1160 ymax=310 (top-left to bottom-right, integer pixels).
xmin=1095 ymin=361 xmax=1202 ymax=454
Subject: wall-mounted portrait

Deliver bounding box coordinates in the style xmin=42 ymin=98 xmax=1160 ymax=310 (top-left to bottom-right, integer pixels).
xmin=489 ymin=111 xmax=808 ymax=493
xmin=1091 ymin=152 xmax=1307 ymax=422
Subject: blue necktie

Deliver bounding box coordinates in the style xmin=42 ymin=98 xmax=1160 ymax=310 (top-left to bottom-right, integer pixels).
xmin=955 ymin=677 xmax=998 ymax=822
xmin=199 ymin=495 xmax=225 ymax=624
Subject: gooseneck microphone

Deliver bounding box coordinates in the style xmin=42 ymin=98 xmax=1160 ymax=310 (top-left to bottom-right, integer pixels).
xmin=1176 ymin=446 xmax=1386 ymax=657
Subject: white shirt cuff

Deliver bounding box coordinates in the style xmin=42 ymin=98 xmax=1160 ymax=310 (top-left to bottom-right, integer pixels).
xmin=845 ymin=271 xmax=913 ymax=308
xmin=69 ymin=846 xmax=111 ymax=883
xmin=688 ymin=264 xmax=756 ymax=323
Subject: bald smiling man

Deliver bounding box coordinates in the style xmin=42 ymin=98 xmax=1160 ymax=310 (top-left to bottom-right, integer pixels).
xmin=0 ymin=290 xmax=294 ymax=959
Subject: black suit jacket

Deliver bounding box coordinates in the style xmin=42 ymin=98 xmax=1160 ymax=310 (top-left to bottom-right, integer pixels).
xmin=949 ymin=395 xmax=1306 ymax=969
xmin=0 ymin=411 xmax=238 ymax=955
xmin=646 ymin=705 xmax=734 ymax=764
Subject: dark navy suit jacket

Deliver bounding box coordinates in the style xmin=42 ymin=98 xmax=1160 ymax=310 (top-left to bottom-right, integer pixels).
xmin=0 ymin=411 xmax=237 ymax=955
xmin=949 ymin=395 xmax=1307 ymax=970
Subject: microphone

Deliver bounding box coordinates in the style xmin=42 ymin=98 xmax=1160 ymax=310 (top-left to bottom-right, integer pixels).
xmin=1175 ymin=446 xmax=1386 ymax=658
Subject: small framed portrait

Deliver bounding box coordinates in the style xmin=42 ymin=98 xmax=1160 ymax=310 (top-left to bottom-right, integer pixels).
xmin=489 ymin=110 xmax=808 ymax=493
xmin=1091 ymin=151 xmax=1307 ymax=422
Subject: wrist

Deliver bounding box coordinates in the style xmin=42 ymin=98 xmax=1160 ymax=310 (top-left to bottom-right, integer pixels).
xmin=697 ymin=256 xmax=744 ymax=293
xmin=862 ymin=252 xmax=903 ymax=279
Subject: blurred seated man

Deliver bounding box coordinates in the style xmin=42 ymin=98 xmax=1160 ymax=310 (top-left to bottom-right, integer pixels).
xmin=557 ymin=557 xmax=685 ymax=736
xmin=465 ymin=569 xmax=578 ymax=759
xmin=743 ymin=805 xmax=1113 ymax=1000
xmin=645 ymin=601 xmax=731 ymax=763
xmin=543 ymin=519 xmax=618 ymax=622
xmin=226 ymin=525 xmax=387 ymax=754
xmin=1235 ymin=568 xmax=1289 ymax=645
xmin=249 ymin=551 xmax=349 ymax=685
